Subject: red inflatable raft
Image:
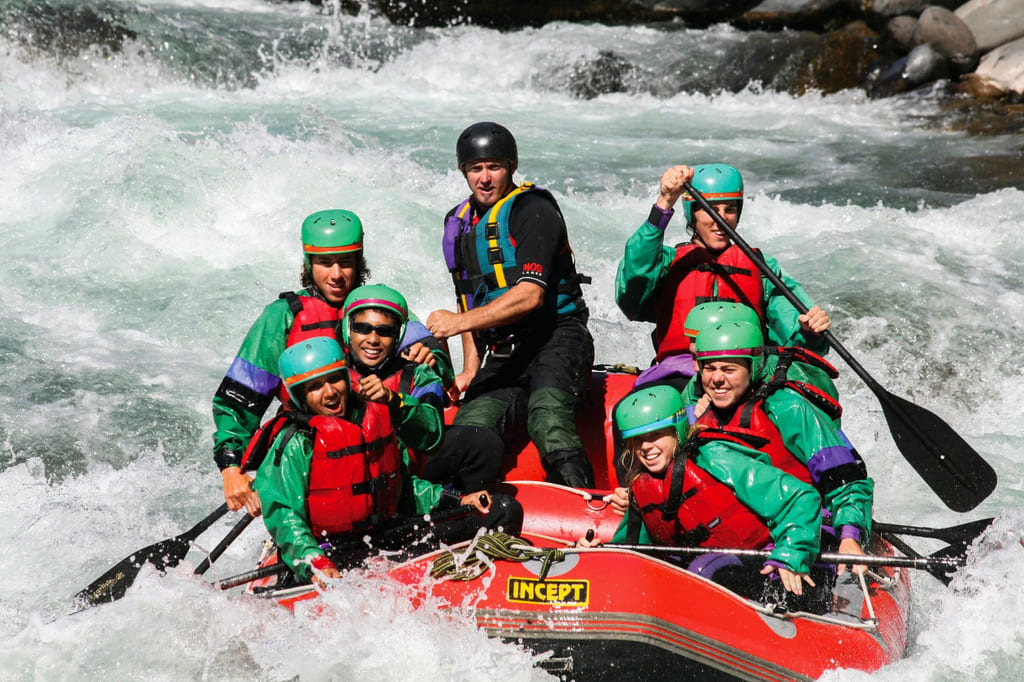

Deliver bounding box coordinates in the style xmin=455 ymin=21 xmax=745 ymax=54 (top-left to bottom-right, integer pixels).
xmin=243 ymin=368 xmax=911 ymax=681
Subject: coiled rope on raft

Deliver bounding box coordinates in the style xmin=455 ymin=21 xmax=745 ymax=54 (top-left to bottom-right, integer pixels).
xmin=430 ymin=532 xmax=566 ymax=581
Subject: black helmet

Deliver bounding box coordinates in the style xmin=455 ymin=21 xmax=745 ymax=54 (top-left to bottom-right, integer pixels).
xmin=456 ymin=121 xmax=518 ymax=171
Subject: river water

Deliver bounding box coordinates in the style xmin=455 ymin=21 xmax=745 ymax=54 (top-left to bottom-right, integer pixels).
xmin=1 ymin=1 xmax=1022 ymax=680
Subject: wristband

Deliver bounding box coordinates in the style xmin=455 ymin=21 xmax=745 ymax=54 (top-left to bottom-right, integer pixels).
xmin=437 ymin=488 xmax=464 ymax=510
xmin=840 ymin=525 xmax=862 ymax=542
xmin=647 ymin=204 xmax=674 ymax=230
xmin=214 ymin=448 xmax=244 ymax=471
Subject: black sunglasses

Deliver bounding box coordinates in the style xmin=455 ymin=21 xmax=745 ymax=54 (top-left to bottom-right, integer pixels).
xmin=350 ymin=321 xmax=398 ymax=338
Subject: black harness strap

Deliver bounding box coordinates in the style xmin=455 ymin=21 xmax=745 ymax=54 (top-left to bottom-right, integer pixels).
xmin=326 ymin=433 xmax=397 ymax=459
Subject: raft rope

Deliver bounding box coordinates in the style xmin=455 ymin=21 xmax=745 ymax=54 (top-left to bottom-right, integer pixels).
xmin=593 ymin=362 xmax=640 ymax=375
xmin=430 ymin=532 xmax=566 ymax=581
xmin=506 ymin=479 xmax=613 ymax=510
xmin=857 ymin=568 xmax=877 ymax=621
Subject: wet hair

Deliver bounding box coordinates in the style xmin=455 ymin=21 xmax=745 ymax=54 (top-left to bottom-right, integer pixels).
xmin=300 ymin=254 xmax=371 ymax=290
xmin=618 ymin=423 xmax=706 ymax=488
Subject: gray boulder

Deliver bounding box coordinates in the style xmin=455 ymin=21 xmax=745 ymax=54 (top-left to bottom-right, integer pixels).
xmin=966 ymin=35 xmax=1024 ymax=94
xmin=912 ymin=6 xmax=979 ymax=73
xmin=956 ymin=0 xmax=1024 ymax=52
xmin=887 ymin=15 xmax=920 ymax=51
xmin=868 ymin=0 xmax=931 ymax=19
xmin=861 ymin=0 xmax=961 ymax=22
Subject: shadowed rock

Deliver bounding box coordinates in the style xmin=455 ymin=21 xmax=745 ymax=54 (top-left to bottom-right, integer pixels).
xmin=864 ymin=0 xmax=960 ymax=21
xmin=735 ymin=0 xmax=859 ymax=31
xmin=867 ymin=43 xmax=949 ymax=97
xmin=567 ymin=50 xmax=641 ymax=99
xmin=0 ymin=1 xmax=138 ymax=58
xmin=355 ymin=0 xmax=763 ymax=29
xmin=792 ymin=21 xmax=882 ymax=94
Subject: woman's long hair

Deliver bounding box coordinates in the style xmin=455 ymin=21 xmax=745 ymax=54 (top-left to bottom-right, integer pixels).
xmin=617 ymin=422 xmax=708 ymax=490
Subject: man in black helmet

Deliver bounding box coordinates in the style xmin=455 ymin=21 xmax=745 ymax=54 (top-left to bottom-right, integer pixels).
xmin=426 ymin=121 xmax=595 ymax=489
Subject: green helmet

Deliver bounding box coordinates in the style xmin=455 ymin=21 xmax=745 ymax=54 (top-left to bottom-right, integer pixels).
xmin=615 ymin=385 xmax=688 ymax=443
xmin=682 ymin=164 xmax=744 ymax=227
xmin=683 ymin=302 xmax=760 ymax=339
xmin=341 ymin=284 xmax=409 ymax=345
xmin=279 ymin=336 xmax=348 ymax=405
xmin=301 ymin=209 xmax=363 ymax=269
xmin=694 ymin=321 xmax=764 ymax=377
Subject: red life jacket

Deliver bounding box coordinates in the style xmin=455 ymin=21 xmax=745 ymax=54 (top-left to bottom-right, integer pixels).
xmin=347 ymin=363 xmax=425 ymax=473
xmin=653 ymin=243 xmax=766 ymax=361
xmin=278 ymin=291 xmax=344 ymax=406
xmin=240 ymin=410 xmax=292 ymax=472
xmin=306 ymin=404 xmax=402 ymax=537
xmin=241 ymin=403 xmax=402 ymax=537
xmin=694 ymin=363 xmax=844 ymax=486
xmin=630 ymin=431 xmax=772 ymax=549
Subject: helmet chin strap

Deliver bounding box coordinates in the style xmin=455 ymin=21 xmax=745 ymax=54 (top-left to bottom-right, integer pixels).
xmin=352 ymin=353 xmax=392 ymax=378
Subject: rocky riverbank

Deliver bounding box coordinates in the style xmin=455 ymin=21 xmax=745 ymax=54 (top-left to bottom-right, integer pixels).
xmin=309 ymin=0 xmax=1024 ymax=134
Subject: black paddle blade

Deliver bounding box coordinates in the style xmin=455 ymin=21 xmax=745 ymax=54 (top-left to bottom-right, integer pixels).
xmin=875 ymin=517 xmax=994 ymax=553
xmin=876 ymin=388 xmax=997 ymax=513
xmin=74 ymin=536 xmax=192 ymax=606
xmin=920 ymin=550 xmax=963 ymax=585
xmin=877 ymin=517 xmax=993 ymax=585
xmin=74 ymin=503 xmax=230 ymax=608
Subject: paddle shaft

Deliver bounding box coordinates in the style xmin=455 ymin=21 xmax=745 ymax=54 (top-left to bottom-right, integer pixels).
xmin=874 ymin=518 xmax=993 ymax=545
xmin=682 ymin=181 xmax=996 ymax=511
xmin=598 ymin=543 xmax=962 ymax=572
xmin=179 ymin=502 xmax=232 ymax=543
xmin=195 ymin=512 xmax=255 ymax=576
xmin=215 ymin=503 xmax=478 ymax=591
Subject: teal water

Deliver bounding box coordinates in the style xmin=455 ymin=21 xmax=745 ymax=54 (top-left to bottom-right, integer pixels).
xmin=1 ymin=1 xmax=1022 ymax=679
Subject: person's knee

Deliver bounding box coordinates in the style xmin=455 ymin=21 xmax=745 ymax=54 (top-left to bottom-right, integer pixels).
xmin=447 ymin=425 xmax=505 ymax=490
xmin=452 ymin=396 xmax=509 ymax=429
xmin=526 ymin=386 xmax=580 ymax=452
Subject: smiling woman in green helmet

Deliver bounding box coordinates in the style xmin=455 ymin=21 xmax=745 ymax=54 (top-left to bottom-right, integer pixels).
xmin=577 ymin=384 xmax=823 ymax=601
xmin=691 ymin=321 xmax=872 ymax=575
xmin=615 ymin=163 xmax=831 ymax=391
